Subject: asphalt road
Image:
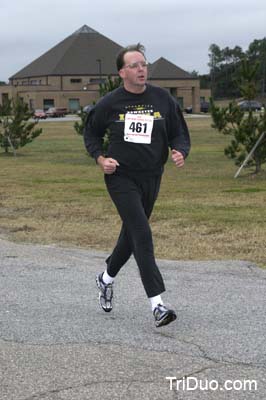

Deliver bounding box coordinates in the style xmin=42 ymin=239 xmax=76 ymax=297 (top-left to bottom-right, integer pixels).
xmin=0 ymin=238 xmax=265 ymax=399
xmin=34 ymin=113 xmax=209 ymax=123
xmin=35 ymin=115 xmax=80 ymax=122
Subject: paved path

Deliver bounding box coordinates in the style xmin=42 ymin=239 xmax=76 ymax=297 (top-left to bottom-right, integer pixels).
xmin=0 ymin=238 xmax=265 ymax=399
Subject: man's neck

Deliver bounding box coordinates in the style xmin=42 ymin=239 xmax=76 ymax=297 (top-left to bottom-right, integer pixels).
xmin=123 ymin=83 xmax=146 ymax=94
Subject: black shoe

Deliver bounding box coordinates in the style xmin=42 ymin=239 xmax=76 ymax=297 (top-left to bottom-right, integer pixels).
xmin=96 ymin=273 xmax=113 ymax=312
xmin=153 ymin=304 xmax=176 ymax=327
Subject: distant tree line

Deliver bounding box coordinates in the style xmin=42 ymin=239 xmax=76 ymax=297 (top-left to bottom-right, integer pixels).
xmin=199 ymin=37 xmax=266 ymax=99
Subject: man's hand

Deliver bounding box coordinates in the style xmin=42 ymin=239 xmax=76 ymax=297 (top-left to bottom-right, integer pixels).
xmin=171 ymin=149 xmax=185 ymax=168
xmin=97 ymin=156 xmax=120 ymax=174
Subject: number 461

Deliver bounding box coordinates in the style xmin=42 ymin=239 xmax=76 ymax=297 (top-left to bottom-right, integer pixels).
xmin=129 ymin=122 xmax=147 ymax=133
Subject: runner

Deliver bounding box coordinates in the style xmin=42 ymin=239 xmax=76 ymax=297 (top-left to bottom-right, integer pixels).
xmin=84 ymin=43 xmax=190 ymax=327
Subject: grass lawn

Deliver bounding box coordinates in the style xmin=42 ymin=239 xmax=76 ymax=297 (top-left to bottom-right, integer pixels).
xmin=0 ymin=117 xmax=266 ymax=266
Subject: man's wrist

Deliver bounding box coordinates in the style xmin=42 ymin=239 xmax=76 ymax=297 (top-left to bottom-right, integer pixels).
xmin=172 ymin=148 xmax=186 ymax=159
xmin=96 ymin=155 xmax=105 ymax=165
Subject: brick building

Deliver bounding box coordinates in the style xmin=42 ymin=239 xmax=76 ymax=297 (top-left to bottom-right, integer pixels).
xmin=0 ymin=25 xmax=208 ymax=113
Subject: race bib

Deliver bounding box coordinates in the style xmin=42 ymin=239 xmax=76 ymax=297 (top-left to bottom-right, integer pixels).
xmin=124 ymin=113 xmax=154 ymax=144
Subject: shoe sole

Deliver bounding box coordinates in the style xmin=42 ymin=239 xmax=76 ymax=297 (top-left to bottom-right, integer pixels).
xmin=155 ymin=311 xmax=177 ymax=327
xmin=96 ymin=275 xmax=112 ymax=313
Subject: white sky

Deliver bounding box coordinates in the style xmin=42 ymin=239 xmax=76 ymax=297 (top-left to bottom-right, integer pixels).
xmin=0 ymin=0 xmax=266 ymax=82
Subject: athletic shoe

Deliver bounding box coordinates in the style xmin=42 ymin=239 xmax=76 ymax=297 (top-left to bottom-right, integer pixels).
xmin=96 ymin=272 xmax=113 ymax=312
xmin=153 ymin=304 xmax=176 ymax=327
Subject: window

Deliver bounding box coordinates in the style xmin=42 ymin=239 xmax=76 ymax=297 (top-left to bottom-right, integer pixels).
xmin=90 ymin=78 xmax=105 ymax=84
xmin=70 ymin=78 xmax=82 ymax=83
xmin=200 ymin=96 xmax=205 ymax=103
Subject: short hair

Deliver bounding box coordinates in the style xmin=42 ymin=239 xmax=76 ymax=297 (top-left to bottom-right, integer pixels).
xmin=116 ymin=43 xmax=146 ymax=71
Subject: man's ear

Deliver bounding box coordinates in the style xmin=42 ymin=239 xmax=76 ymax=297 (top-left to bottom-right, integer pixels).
xmin=118 ymin=69 xmax=125 ymax=80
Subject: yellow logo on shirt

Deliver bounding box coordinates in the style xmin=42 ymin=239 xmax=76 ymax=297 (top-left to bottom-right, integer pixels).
xmin=118 ymin=111 xmax=162 ymax=121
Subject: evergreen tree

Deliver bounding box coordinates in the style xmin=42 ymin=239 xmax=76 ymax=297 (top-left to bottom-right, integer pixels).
xmin=74 ymin=75 xmax=122 ymax=153
xmin=210 ymin=59 xmax=266 ymax=174
xmin=207 ymin=38 xmax=266 ymax=99
xmin=208 ymin=43 xmax=245 ymax=98
xmin=74 ymin=108 xmax=91 ymax=136
xmin=0 ymin=97 xmax=42 ymax=156
xmin=247 ymin=38 xmax=266 ymax=96
xmin=99 ymin=75 xmax=122 ymax=97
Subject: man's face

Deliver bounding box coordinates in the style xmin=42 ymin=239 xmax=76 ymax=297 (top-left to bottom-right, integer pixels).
xmin=119 ymin=51 xmax=148 ymax=92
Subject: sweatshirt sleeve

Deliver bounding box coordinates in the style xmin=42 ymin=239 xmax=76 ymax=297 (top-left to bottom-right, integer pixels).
xmin=166 ymin=97 xmax=191 ymax=158
xmin=83 ymin=104 xmax=106 ymax=161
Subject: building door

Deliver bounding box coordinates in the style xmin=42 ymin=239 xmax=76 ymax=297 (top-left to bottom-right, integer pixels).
xmin=29 ymin=99 xmax=34 ymax=110
xmin=177 ymin=97 xmax=184 ymax=110
xmin=43 ymin=99 xmax=54 ymax=111
xmin=68 ymin=98 xmax=80 ymax=112
xmin=1 ymin=93 xmax=9 ymax=106
xmin=170 ymin=88 xmax=177 ymax=97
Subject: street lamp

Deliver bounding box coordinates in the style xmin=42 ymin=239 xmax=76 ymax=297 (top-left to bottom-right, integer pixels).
xmin=96 ymin=59 xmax=102 ymax=83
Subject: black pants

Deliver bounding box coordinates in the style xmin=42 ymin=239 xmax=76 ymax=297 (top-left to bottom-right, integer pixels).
xmin=104 ymin=173 xmax=165 ymax=298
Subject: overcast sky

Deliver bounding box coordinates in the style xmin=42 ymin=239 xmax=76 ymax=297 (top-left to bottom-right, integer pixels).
xmin=1 ymin=0 xmax=266 ymax=82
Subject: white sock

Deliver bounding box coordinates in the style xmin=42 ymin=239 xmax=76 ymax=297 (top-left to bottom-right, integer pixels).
xmin=102 ymin=270 xmax=114 ymax=285
xmin=149 ymin=295 xmax=163 ymax=311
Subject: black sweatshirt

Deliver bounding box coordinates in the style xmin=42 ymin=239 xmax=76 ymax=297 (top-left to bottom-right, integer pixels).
xmin=84 ymin=84 xmax=191 ymax=177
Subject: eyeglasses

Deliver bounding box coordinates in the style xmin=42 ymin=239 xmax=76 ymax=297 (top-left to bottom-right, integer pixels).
xmin=123 ymin=61 xmax=148 ymax=69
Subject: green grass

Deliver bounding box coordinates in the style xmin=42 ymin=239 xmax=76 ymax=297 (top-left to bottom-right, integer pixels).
xmin=0 ymin=117 xmax=266 ymax=267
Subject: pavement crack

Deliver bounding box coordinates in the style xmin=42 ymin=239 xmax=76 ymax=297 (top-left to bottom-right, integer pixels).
xmin=177 ymin=338 xmax=266 ymax=370
xmin=1 ymin=335 xmax=265 ymax=370
xmin=21 ymin=378 xmax=158 ymax=400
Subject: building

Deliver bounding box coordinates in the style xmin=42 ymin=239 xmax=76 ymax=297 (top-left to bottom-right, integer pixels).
xmin=0 ymin=25 xmax=207 ymax=113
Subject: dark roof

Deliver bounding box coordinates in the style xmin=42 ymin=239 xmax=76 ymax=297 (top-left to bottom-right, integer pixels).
xmin=148 ymin=57 xmax=193 ymax=79
xmin=10 ymin=25 xmax=122 ymax=79
xmin=10 ymin=26 xmax=193 ymax=81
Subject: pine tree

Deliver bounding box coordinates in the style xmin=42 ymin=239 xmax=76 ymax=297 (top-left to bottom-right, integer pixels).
xmin=74 ymin=108 xmax=90 ymax=137
xmin=74 ymin=75 xmax=122 ymax=154
xmin=0 ymin=97 xmax=42 ymax=156
xmin=99 ymin=75 xmax=122 ymax=97
xmin=210 ymin=59 xmax=266 ymax=174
